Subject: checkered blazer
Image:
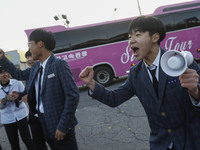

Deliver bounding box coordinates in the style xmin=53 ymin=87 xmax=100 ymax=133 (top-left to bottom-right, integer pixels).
xmin=90 ymin=49 xmax=200 ymax=150
xmin=0 ymin=54 xmax=79 ymax=138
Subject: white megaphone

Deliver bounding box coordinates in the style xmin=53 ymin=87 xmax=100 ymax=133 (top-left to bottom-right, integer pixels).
xmin=160 ymin=50 xmax=194 ymax=77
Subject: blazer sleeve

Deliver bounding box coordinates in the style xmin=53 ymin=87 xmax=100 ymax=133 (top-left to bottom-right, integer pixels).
xmin=56 ymin=60 xmax=79 ymax=132
xmin=188 ymin=60 xmax=200 ymax=108
xmin=0 ymin=56 xmax=30 ymax=80
xmin=90 ymin=71 xmax=136 ymax=107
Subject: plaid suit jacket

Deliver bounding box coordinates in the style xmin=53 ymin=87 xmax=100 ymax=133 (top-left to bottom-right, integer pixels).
xmin=90 ymin=49 xmax=200 ymax=150
xmin=0 ymin=54 xmax=79 ymax=138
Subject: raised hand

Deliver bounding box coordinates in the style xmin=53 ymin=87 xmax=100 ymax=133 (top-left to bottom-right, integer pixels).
xmin=79 ymin=66 xmax=95 ymax=91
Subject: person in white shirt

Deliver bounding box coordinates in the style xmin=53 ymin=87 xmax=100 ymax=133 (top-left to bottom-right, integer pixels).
xmin=0 ymin=66 xmax=34 ymax=150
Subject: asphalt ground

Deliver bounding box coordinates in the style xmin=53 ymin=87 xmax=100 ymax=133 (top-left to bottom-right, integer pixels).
xmin=0 ymin=76 xmax=151 ymax=150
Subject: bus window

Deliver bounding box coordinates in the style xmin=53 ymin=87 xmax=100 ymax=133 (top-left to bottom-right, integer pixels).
xmin=53 ymin=31 xmax=71 ymax=53
xmin=158 ymin=8 xmax=200 ymax=32
xmin=105 ymin=21 xmax=130 ymax=43
xmin=70 ymin=25 xmax=107 ymax=50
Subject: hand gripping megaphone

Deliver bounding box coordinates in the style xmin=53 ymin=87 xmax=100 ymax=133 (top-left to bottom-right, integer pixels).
xmin=160 ymin=50 xmax=194 ymax=77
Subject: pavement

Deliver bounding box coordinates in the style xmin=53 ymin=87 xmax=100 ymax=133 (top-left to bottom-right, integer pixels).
xmin=76 ymin=96 xmax=150 ymax=150
xmin=0 ymin=97 xmax=150 ymax=150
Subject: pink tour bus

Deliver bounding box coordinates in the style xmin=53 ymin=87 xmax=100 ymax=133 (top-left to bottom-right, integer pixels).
xmin=25 ymin=0 xmax=200 ymax=86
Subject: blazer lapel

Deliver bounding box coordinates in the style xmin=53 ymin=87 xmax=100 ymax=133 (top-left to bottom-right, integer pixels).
xmin=141 ymin=63 xmax=159 ymax=102
xmin=27 ymin=63 xmax=40 ymax=91
xmin=41 ymin=54 xmax=54 ymax=95
xmin=158 ymin=64 xmax=168 ymax=108
xmin=158 ymin=49 xmax=168 ymax=108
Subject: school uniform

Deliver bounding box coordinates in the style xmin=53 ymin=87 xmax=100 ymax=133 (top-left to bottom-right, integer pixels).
xmin=0 ymin=79 xmax=33 ymax=150
xmin=0 ymin=54 xmax=79 ymax=150
xmin=89 ymin=49 xmax=200 ymax=150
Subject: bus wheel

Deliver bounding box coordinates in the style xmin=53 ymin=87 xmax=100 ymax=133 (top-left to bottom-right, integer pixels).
xmin=94 ymin=66 xmax=114 ymax=86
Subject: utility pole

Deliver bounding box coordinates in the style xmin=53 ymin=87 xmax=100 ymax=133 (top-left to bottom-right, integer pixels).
xmin=137 ymin=0 xmax=142 ymax=15
xmin=114 ymin=8 xmax=117 ymax=20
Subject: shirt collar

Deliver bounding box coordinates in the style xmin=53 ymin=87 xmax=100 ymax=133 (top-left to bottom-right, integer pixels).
xmin=144 ymin=48 xmax=161 ymax=69
xmin=40 ymin=55 xmax=51 ymax=69
xmin=0 ymin=79 xmax=13 ymax=89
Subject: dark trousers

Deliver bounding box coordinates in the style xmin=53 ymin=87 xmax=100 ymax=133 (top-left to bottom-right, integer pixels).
xmin=0 ymin=143 xmax=2 ymax=150
xmin=29 ymin=116 xmax=48 ymax=150
xmin=38 ymin=113 xmax=78 ymax=150
xmin=4 ymin=117 xmax=34 ymax=150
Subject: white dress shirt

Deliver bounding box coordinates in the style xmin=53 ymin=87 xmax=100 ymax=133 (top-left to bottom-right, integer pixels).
xmin=144 ymin=49 xmax=160 ymax=81
xmin=0 ymin=79 xmax=29 ymax=124
xmin=35 ymin=56 xmax=51 ymax=113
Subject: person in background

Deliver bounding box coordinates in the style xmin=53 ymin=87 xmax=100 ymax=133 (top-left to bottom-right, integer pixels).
xmin=25 ymin=49 xmax=37 ymax=68
xmin=20 ymin=50 xmax=38 ymax=103
xmin=0 ymin=28 xmax=79 ymax=150
xmin=21 ymin=50 xmax=37 ymax=102
xmin=0 ymin=66 xmax=34 ymax=150
xmin=79 ymin=16 xmax=200 ymax=150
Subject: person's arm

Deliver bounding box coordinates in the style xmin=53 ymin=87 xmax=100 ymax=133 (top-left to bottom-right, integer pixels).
xmin=13 ymin=82 xmax=28 ymax=101
xmin=189 ymin=94 xmax=200 ymax=107
xmin=179 ymin=62 xmax=200 ymax=106
xmin=79 ymin=66 xmax=96 ymax=91
xmin=0 ymin=94 xmax=17 ymax=109
xmin=0 ymin=49 xmax=30 ymax=81
xmin=179 ymin=69 xmax=200 ymax=101
xmin=80 ymin=66 xmax=136 ymax=107
xmin=14 ymin=90 xmax=27 ymax=101
xmin=0 ymin=97 xmax=7 ymax=109
xmin=12 ymin=81 xmax=26 ymax=106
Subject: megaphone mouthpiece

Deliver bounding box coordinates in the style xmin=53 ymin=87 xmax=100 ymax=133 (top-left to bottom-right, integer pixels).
xmin=167 ymin=54 xmax=185 ymax=70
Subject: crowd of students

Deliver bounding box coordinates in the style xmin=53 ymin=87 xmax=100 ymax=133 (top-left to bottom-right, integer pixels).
xmin=0 ymin=15 xmax=199 ymax=150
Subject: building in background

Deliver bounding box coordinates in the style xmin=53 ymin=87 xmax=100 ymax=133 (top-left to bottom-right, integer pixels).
xmin=5 ymin=50 xmax=28 ymax=70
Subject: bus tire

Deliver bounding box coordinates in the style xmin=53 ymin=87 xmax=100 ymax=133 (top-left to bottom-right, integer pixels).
xmin=94 ymin=66 xmax=114 ymax=86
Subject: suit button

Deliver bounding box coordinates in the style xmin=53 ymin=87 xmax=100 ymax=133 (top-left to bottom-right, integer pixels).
xmin=168 ymin=129 xmax=172 ymax=133
xmin=161 ymin=112 xmax=166 ymax=116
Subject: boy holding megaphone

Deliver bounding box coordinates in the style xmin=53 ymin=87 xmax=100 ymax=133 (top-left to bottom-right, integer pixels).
xmin=79 ymin=16 xmax=200 ymax=150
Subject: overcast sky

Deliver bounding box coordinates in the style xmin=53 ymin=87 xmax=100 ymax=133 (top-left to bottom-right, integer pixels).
xmin=0 ymin=0 xmax=192 ymax=51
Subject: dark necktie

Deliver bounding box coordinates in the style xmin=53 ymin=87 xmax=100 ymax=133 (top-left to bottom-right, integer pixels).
xmin=37 ymin=66 xmax=43 ymax=111
xmin=14 ymin=99 xmax=19 ymax=107
xmin=148 ymin=67 xmax=158 ymax=97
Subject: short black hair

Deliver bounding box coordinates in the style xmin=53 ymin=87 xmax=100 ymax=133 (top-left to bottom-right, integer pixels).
xmin=128 ymin=16 xmax=166 ymax=44
xmin=29 ymin=29 xmax=56 ymax=51
xmin=0 ymin=66 xmax=4 ymax=73
xmin=25 ymin=50 xmax=32 ymax=58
